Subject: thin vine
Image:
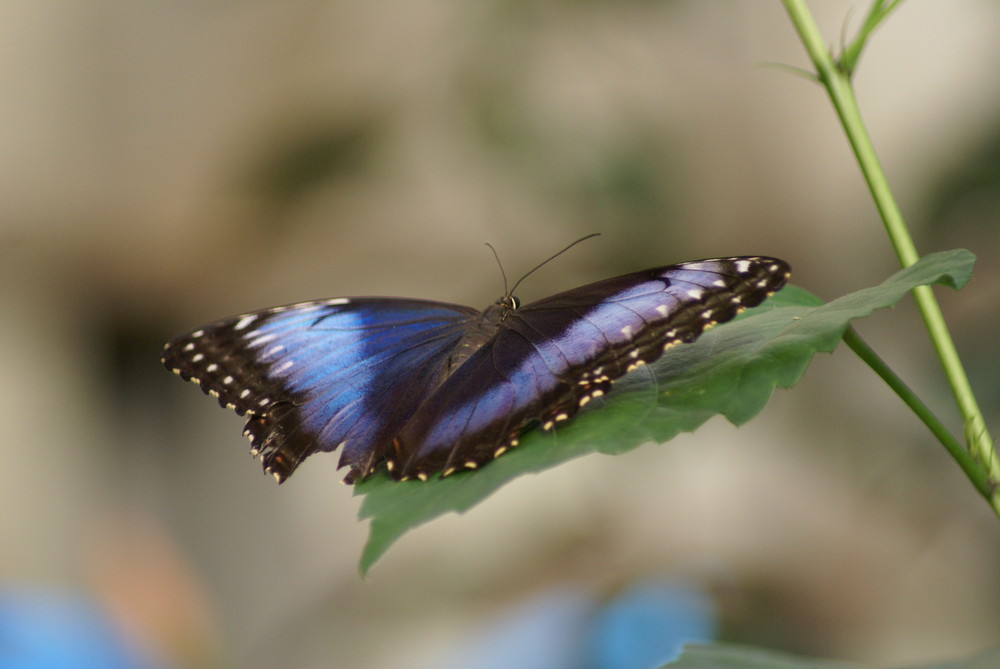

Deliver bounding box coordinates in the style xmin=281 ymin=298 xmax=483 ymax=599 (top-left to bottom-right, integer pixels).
xmin=781 ymin=0 xmax=1000 ymax=514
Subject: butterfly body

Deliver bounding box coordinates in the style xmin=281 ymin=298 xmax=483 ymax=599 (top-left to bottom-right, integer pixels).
xmin=163 ymin=256 xmax=789 ymax=484
xmin=442 ymin=297 xmax=515 ymax=377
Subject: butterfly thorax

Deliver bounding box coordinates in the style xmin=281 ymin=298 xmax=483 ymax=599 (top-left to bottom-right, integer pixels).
xmin=444 ymin=295 xmax=519 ymax=376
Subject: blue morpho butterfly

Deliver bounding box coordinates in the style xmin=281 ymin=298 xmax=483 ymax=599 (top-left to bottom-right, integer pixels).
xmin=162 ymin=236 xmax=790 ymax=484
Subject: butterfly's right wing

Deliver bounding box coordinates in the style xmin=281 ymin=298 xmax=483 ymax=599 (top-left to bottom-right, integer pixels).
xmin=392 ymin=257 xmax=790 ymax=479
xmin=162 ymin=298 xmax=478 ymax=483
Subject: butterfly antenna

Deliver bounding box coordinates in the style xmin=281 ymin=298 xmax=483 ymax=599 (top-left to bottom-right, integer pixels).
xmin=485 ymin=242 xmax=510 ymax=295
xmin=508 ymin=233 xmax=601 ymax=296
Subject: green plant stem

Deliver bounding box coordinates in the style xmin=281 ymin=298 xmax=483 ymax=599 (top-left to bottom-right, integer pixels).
xmin=843 ymin=328 xmax=991 ymax=497
xmin=840 ymin=0 xmax=906 ymax=76
xmin=782 ymin=0 xmax=1000 ymax=513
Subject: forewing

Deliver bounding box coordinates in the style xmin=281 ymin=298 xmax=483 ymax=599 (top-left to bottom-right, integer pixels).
xmin=162 ymin=298 xmax=478 ymax=482
xmin=393 ymin=257 xmax=790 ymax=479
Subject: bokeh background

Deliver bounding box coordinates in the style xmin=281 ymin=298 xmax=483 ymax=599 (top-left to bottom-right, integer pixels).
xmin=2 ymin=2 xmax=1000 ymax=668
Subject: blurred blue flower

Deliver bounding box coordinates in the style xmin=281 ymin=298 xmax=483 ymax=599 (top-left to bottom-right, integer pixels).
xmin=0 ymin=589 xmax=165 ymax=669
xmin=430 ymin=577 xmax=714 ymax=669
xmin=588 ymin=579 xmax=716 ymax=669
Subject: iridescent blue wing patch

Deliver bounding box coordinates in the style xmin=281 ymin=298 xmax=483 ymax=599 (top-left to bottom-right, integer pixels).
xmin=162 ymin=298 xmax=478 ymax=482
xmin=163 ymin=256 xmax=789 ymax=483
xmin=390 ymin=257 xmax=790 ymax=479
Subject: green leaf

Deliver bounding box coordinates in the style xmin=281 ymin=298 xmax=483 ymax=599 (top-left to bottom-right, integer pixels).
xmin=661 ymin=644 xmax=856 ymax=668
xmin=661 ymin=643 xmax=1000 ymax=669
xmin=354 ymin=249 xmax=975 ymax=574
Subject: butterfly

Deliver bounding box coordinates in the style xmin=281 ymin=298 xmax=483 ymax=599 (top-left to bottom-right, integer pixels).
xmin=162 ymin=251 xmax=789 ymax=484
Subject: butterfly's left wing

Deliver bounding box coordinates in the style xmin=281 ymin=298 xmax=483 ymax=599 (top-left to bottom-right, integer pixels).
xmin=391 ymin=257 xmax=790 ymax=479
xmin=162 ymin=298 xmax=479 ymax=482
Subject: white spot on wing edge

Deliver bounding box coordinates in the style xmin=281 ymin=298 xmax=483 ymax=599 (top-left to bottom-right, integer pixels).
xmin=626 ymin=360 xmax=646 ymax=372
xmin=261 ymin=344 xmax=285 ymax=359
xmin=289 ymin=301 xmax=325 ymax=313
xmin=735 ymin=260 xmax=752 ymax=274
xmin=247 ymin=333 xmax=276 ymax=347
xmin=233 ymin=314 xmax=258 ymax=330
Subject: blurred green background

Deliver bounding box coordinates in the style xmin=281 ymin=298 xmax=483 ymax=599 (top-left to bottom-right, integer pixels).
xmin=2 ymin=2 xmax=999 ymax=668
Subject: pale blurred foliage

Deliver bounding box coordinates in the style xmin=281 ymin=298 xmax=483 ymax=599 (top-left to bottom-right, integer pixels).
xmin=1 ymin=2 xmax=999 ymax=668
